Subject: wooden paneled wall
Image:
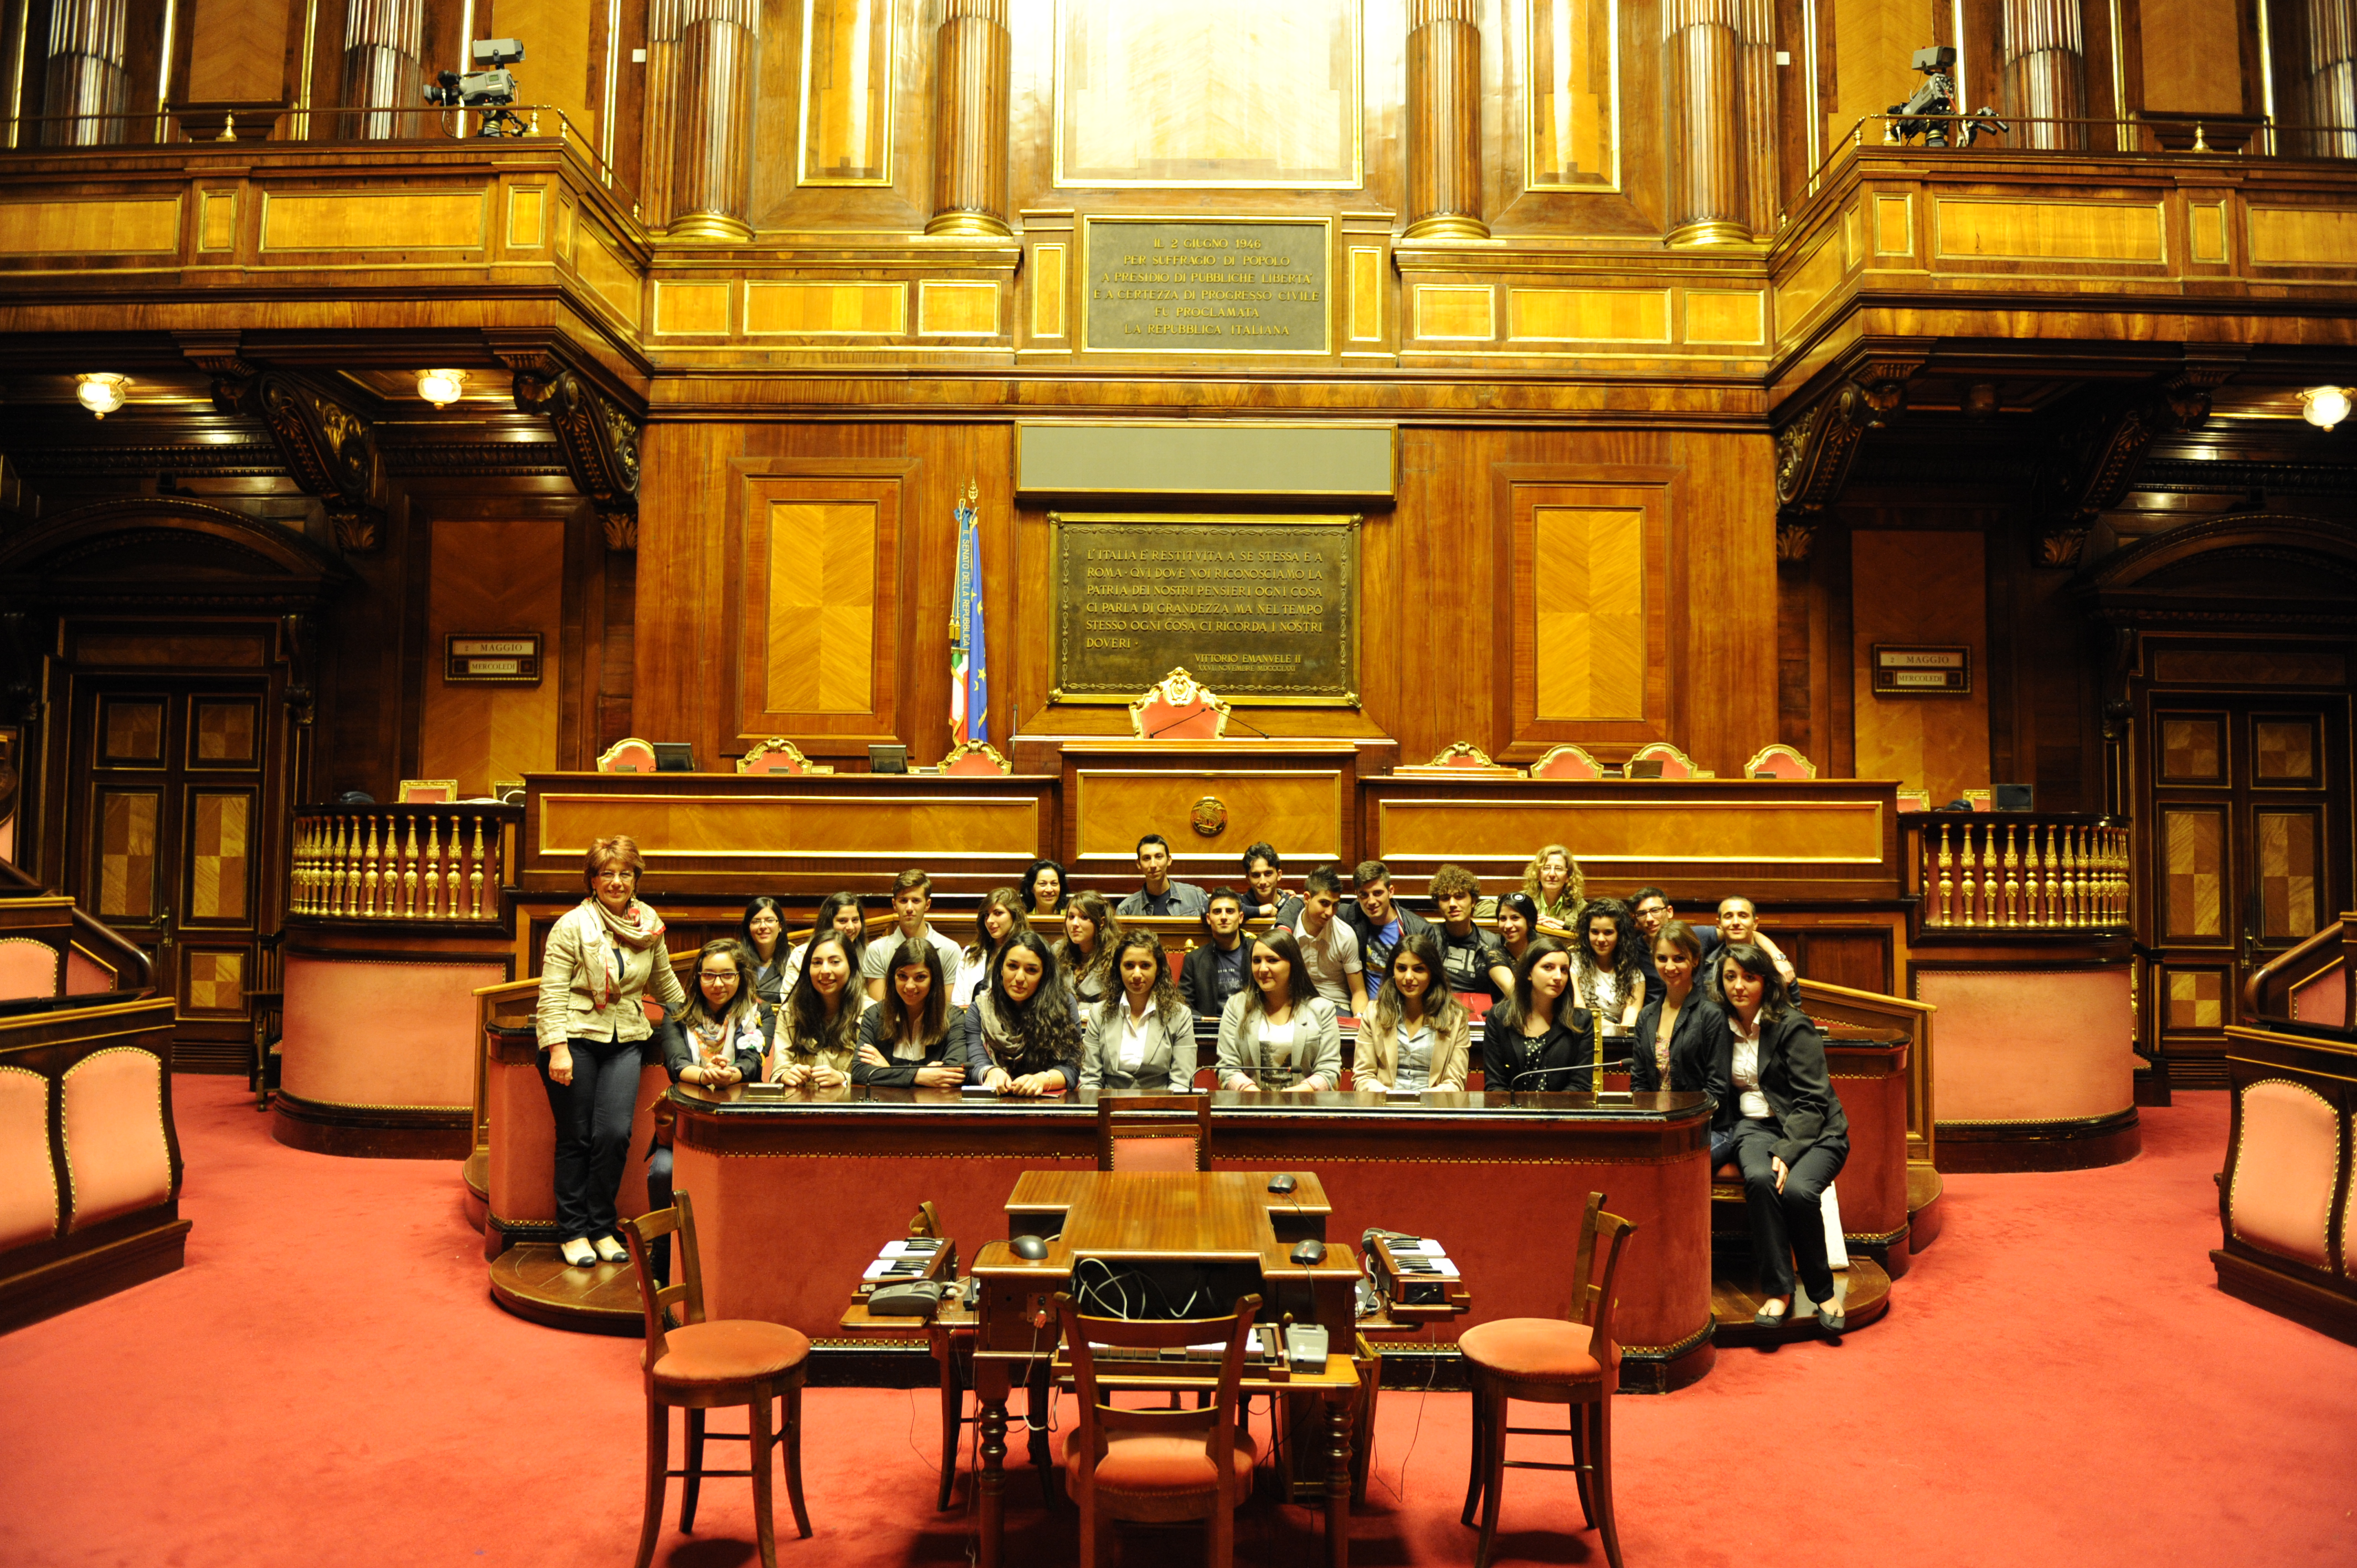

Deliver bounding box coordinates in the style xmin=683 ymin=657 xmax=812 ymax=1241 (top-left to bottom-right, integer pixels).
xmin=634 ymin=420 xmax=1779 ymax=776
xmin=418 ymin=518 xmax=565 ymax=797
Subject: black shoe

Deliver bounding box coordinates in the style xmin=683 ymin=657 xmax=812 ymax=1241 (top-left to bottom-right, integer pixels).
xmin=1816 ymin=1303 xmax=1845 ymax=1334
xmin=1752 ymin=1302 xmax=1790 ymax=1328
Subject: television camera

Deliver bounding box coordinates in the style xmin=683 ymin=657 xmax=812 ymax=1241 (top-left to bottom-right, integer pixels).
xmin=1885 ymin=45 xmax=2009 ymax=148
xmin=424 ymin=39 xmax=527 ymax=138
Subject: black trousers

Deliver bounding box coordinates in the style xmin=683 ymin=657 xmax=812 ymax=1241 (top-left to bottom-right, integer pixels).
xmin=645 ymin=1141 xmax=675 ymax=1283
xmin=1729 ymin=1118 xmax=1849 ymax=1302
xmin=538 ymin=1032 xmax=643 ymax=1243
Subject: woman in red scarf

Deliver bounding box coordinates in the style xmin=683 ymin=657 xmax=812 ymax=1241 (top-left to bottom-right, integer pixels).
xmin=534 ymin=835 xmax=687 ymax=1269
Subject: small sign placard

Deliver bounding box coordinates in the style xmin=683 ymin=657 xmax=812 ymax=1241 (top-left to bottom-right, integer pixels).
xmin=1871 ymin=644 xmax=1970 ymax=696
xmin=445 ymin=633 xmax=543 ymax=685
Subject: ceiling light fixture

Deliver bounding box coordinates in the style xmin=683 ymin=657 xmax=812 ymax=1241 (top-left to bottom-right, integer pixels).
xmin=415 ymin=368 xmax=469 ymax=408
xmin=75 ymin=373 xmax=131 ymax=419
xmin=2301 ymin=385 xmax=2351 ymax=430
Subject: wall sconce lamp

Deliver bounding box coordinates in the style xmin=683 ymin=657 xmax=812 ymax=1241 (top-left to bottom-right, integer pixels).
xmin=2301 ymin=385 xmax=2351 ymax=430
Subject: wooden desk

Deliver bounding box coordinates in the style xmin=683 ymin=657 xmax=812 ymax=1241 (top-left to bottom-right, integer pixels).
xmin=967 ymin=1171 xmax=1363 ymax=1568
xmin=665 ymin=1084 xmax=1715 ymax=1391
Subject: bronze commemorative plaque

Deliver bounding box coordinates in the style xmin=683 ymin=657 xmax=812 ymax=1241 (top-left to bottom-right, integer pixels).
xmin=1081 ymin=216 xmax=1332 ymax=354
xmin=1050 ymin=513 xmax=1359 ymax=705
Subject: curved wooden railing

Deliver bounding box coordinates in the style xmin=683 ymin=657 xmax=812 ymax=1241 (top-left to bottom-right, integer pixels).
xmin=0 ymin=856 xmax=152 ymax=994
xmin=290 ymin=803 xmax=523 ymax=923
xmin=2243 ymin=917 xmax=2353 ymax=1034
xmin=1903 ymin=813 xmax=2129 ymax=932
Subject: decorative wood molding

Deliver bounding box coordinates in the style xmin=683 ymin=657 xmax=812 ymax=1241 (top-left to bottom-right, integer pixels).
xmin=512 ymin=368 xmax=641 ymax=550
xmin=1774 ymin=362 xmax=1916 ymax=518
xmin=1775 ymin=520 xmax=1815 ymax=567
xmin=2034 ymin=365 xmax=2236 ymax=564
xmin=245 ymin=373 xmax=383 ymax=552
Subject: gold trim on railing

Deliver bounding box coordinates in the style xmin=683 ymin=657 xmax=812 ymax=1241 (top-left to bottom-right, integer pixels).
xmin=1915 ymin=818 xmax=2128 ymax=931
xmin=292 ymin=805 xmax=516 ymax=923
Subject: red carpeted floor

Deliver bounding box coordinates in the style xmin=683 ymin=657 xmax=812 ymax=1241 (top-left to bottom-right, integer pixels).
xmin=2 ymin=1078 xmax=2353 ymax=1567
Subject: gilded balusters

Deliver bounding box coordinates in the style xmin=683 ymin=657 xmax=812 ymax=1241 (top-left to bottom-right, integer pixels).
xmin=2001 ymin=824 xmax=2022 ymax=928
xmin=362 ymin=815 xmax=381 ymax=916
xmin=2043 ymin=825 xmax=2062 ymax=927
xmin=1958 ymin=823 xmax=1981 ymax=926
xmin=470 ymin=814 xmax=488 ymax=920
xmin=402 ymin=816 xmax=420 ymax=917
xmin=423 ymin=814 xmax=442 ymax=919
xmin=445 ymin=813 xmax=465 ymax=917
xmin=1935 ymin=823 xmax=1954 ymax=925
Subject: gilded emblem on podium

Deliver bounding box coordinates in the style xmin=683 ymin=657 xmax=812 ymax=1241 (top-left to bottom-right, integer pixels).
xmin=1191 ymin=796 xmax=1227 ymax=838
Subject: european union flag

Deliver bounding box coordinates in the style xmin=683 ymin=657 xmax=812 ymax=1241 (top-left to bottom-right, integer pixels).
xmin=950 ymin=482 xmax=987 ymax=744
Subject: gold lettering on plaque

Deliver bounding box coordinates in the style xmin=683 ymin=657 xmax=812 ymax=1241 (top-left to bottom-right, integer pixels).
xmin=1083 ymin=218 xmax=1331 ymax=353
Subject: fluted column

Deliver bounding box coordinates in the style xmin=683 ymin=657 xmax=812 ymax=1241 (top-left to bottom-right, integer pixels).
xmin=1404 ymin=0 xmax=1486 ymax=240
xmin=1738 ymin=0 xmax=1779 ymax=237
xmin=2000 ymin=0 xmax=2088 ymax=149
xmin=927 ymin=0 xmax=1011 ymax=238
xmin=42 ymin=0 xmax=130 ymax=147
xmin=2302 ymin=0 xmax=2357 ymax=157
xmin=342 ymin=0 xmax=425 ymax=142
xmin=657 ymin=0 xmax=761 ymax=242
xmin=1663 ymin=0 xmax=1746 ymax=246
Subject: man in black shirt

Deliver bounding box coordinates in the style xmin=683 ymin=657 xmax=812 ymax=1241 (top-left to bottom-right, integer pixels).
xmin=1240 ymin=841 xmax=1304 ymax=926
xmin=1429 ymin=863 xmax=1514 ymax=1002
xmin=1180 ymin=887 xmax=1252 ymax=1017
xmin=1118 ymin=833 xmax=1208 ymax=918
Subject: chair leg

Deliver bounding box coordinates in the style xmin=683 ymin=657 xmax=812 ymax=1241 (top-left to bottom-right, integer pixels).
xmin=1459 ymin=1378 xmax=1488 ymax=1528
xmin=783 ymin=1380 xmax=813 ymax=1539
xmin=1474 ymin=1389 xmax=1507 ymax=1568
xmin=681 ymin=1407 xmax=706 ymax=1530
xmin=938 ymin=1348 xmax=961 ymax=1510
xmin=1351 ymin=1353 xmax=1382 ymax=1505
xmin=749 ymin=1386 xmax=779 ymax=1568
xmin=1075 ymin=1490 xmax=1101 ymax=1568
xmin=634 ymin=1397 xmax=668 ymax=1568
xmin=1568 ymin=1397 xmax=1595 ymax=1528
xmin=1208 ymin=1487 xmax=1233 ymax=1568
xmin=1591 ymin=1392 xmax=1623 ymax=1568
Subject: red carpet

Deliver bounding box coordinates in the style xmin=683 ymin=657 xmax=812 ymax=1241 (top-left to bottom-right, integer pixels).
xmin=2 ymin=1079 xmax=2351 ymax=1566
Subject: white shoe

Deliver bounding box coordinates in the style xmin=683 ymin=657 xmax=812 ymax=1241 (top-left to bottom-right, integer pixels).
xmin=560 ymin=1237 xmax=597 ymax=1268
xmin=591 ymin=1234 xmax=629 ymax=1264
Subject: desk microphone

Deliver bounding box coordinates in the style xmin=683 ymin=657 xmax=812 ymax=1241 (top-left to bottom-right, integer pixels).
xmin=1507 ymin=1056 xmax=1636 ymax=1092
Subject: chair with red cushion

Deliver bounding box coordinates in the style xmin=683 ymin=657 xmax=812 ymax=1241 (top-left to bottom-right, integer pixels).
xmin=1097 ymin=1092 xmax=1211 ymax=1172
xmin=1129 ymin=668 xmax=1231 ymax=740
xmin=599 ymin=736 xmax=659 ymax=774
xmin=1527 ymin=742 xmax=1608 ymax=781
xmin=1459 ymin=1190 xmax=1636 ymax=1568
xmin=619 ymin=1190 xmax=814 ymax=1568
xmin=1056 ymin=1291 xmax=1263 ymax=1568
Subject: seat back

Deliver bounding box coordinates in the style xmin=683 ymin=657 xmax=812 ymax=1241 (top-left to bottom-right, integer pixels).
xmin=1629 ymin=741 xmax=1708 ymax=779
xmin=940 ymin=740 xmax=1012 ymax=776
xmin=1058 ymin=1292 xmax=1261 ymax=1498
xmin=1129 ymin=668 xmax=1231 ymax=740
xmin=738 ymin=736 xmax=832 ymax=775
xmin=1566 ymin=1190 xmax=1638 ymax=1363
xmin=1527 ymin=743 xmax=1608 ymax=781
xmin=620 ymin=1189 xmax=709 ymax=1369
xmin=1097 ymin=1092 xmax=1211 ymax=1171
xmin=598 ymin=736 xmax=659 ymax=774
xmin=1741 ymin=743 xmax=1817 ymax=780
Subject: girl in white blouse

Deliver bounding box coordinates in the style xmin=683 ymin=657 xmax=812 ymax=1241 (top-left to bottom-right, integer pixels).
xmin=1080 ymin=932 xmax=1198 ymax=1092
xmin=1214 ymin=930 xmax=1342 ymax=1092
xmin=1570 ymin=896 xmax=1646 ymax=1033
xmin=1353 ymin=932 xmax=1470 ymax=1092
xmin=954 ymin=888 xmax=1028 ymax=1007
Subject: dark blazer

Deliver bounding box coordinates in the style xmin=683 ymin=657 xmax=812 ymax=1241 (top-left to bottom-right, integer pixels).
xmin=1629 ymin=992 xmax=1730 ymax=1098
xmin=1180 ymin=938 xmax=1251 ymax=1018
xmin=1711 ymin=1007 xmax=1850 ymax=1167
xmin=1479 ymin=1004 xmax=1598 ymax=1094
xmin=956 ymin=994 xmax=1082 ymax=1089
xmin=852 ymin=1002 xmax=967 ymax=1087
xmin=746 ymin=955 xmax=789 ymax=1006
xmin=654 ymin=1003 xmax=773 ymax=1084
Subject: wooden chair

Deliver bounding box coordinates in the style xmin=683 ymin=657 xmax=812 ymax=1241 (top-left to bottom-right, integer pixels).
xmin=1129 ymin=668 xmax=1231 ymax=740
xmin=598 ymin=736 xmax=659 ymax=774
xmin=738 ymin=737 xmax=833 ymax=775
xmin=619 ymin=1191 xmax=814 ymax=1568
xmin=1629 ymin=740 xmax=1711 ymax=778
xmin=1742 ymin=742 xmax=1818 ymax=780
xmin=940 ymin=739 xmax=1013 ymax=776
xmin=1397 ymin=741 xmax=1525 ymax=777
xmin=1056 ymin=1291 xmax=1263 ymax=1568
xmin=1459 ymin=1190 xmax=1637 ymax=1568
xmin=1096 ymin=1092 xmax=1212 ymax=1172
xmin=1527 ymin=742 xmax=1608 ymax=781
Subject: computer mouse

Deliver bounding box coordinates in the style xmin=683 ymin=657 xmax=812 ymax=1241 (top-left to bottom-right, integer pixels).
xmin=1290 ymin=1240 xmax=1325 ymax=1265
xmin=1267 ymin=1173 xmax=1297 ymax=1194
xmin=1010 ymin=1235 xmax=1050 ymax=1261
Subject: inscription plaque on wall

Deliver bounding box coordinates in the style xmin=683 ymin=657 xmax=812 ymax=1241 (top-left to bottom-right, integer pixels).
xmin=1082 ymin=216 xmax=1331 ymax=354
xmin=1051 ymin=513 xmax=1358 ymax=706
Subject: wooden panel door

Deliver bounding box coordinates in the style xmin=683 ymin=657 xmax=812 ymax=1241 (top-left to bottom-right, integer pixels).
xmin=2146 ymin=693 xmax=2351 ymax=1083
xmin=68 ymin=676 xmax=276 ymax=1062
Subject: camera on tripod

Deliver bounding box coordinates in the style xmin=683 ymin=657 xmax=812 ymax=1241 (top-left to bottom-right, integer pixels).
xmin=1885 ymin=44 xmax=2009 ymax=148
xmin=424 ymin=39 xmax=527 ymax=137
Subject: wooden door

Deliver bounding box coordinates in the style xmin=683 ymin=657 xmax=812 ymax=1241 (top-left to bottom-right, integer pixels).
xmin=68 ymin=675 xmax=278 ymax=1062
xmin=2146 ymin=692 xmax=2352 ymax=1083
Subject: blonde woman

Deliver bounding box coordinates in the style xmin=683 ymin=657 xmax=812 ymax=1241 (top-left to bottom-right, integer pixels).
xmin=1354 ymin=931 xmax=1469 ymax=1092
xmin=534 ymin=835 xmax=686 ymax=1270
xmin=1522 ymin=844 xmax=1586 ymax=929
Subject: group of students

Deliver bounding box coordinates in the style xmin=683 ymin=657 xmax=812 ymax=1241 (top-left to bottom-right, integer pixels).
xmin=535 ymin=833 xmax=1851 ymax=1332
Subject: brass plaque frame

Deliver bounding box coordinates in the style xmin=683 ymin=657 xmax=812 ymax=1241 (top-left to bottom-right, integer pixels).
xmin=1049 ymin=513 xmax=1360 ymax=708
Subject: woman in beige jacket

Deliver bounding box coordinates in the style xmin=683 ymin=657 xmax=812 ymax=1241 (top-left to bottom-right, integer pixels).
xmin=1352 ymin=932 xmax=1471 ymax=1092
xmin=534 ymin=835 xmax=687 ymax=1269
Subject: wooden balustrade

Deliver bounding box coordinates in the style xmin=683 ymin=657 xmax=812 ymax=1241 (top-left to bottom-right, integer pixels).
xmin=1907 ymin=814 xmax=2129 ymax=931
xmin=290 ymin=804 xmax=523 ymax=922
